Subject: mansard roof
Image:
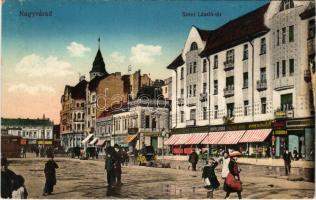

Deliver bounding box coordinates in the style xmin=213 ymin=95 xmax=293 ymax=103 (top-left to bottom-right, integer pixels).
xmin=200 ymin=3 xmax=270 ymax=57
xmin=71 ymin=80 xmax=88 ymax=100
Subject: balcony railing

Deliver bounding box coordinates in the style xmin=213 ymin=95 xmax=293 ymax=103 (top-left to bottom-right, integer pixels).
xmin=256 ymin=79 xmax=267 ymax=91
xmin=223 ymin=86 xmax=234 ymax=97
xmin=186 ymin=119 xmax=196 ymax=127
xmin=304 ymin=70 xmax=311 ymax=82
xmin=199 ymin=93 xmax=208 ymax=102
xmin=224 ymin=60 xmax=234 ymax=71
xmin=274 ymin=109 xmax=294 ymax=119
xmin=177 ymin=97 xmax=184 ymax=106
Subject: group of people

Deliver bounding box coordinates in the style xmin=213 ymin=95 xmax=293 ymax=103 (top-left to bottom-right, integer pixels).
xmin=104 ymin=144 xmax=129 ymax=189
xmin=1 ymin=154 xmax=59 ymax=199
xmin=200 ymin=150 xmax=243 ymax=199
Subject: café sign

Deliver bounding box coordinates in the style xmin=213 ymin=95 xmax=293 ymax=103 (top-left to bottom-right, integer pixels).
xmin=274 ymin=130 xmax=287 ymax=135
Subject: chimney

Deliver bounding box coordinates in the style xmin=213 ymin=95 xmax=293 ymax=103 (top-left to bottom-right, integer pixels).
xmin=79 ymin=75 xmax=85 ymax=82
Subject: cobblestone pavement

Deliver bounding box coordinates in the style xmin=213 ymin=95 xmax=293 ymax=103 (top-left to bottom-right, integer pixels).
xmin=7 ymin=157 xmax=315 ymax=199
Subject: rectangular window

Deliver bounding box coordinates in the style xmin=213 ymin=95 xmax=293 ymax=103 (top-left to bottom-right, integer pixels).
xmin=181 ymin=88 xmax=184 ymax=96
xmin=214 ymin=55 xmax=218 ymax=69
xmin=289 ymin=25 xmax=294 ymax=42
xmin=189 ymin=63 xmax=192 ymax=74
xmin=203 ymin=60 xmax=207 ymax=73
xmin=243 ymin=44 xmax=248 ymax=60
xmin=244 ymin=100 xmax=249 ymax=116
xmin=276 ymin=62 xmax=280 ymax=78
xmin=277 ymin=30 xmax=280 ymax=46
xmin=193 ymin=62 xmax=197 ymax=73
xmin=189 ymin=85 xmax=192 ymax=97
xmin=88 ymin=108 xmax=90 ymax=115
xmin=282 ymin=27 xmax=286 ymax=44
xmin=308 ymin=20 xmax=315 ymax=39
xmin=282 ymin=60 xmax=286 ymax=77
xmin=243 ymin=72 xmax=248 ymax=88
xmin=203 ymin=107 xmax=207 ymax=120
xmin=193 ymin=84 xmax=196 ymax=96
xmin=180 ymin=68 xmax=184 ymax=80
xmin=226 ymin=49 xmax=234 ymax=63
xmin=260 ymin=38 xmax=266 ymax=54
xmin=226 ymin=76 xmax=234 ymax=88
xmin=214 ymin=105 xmax=218 ymax=119
xmin=145 ymin=116 xmax=150 ymax=128
xmin=289 ymin=59 xmax=294 ymax=76
xmin=261 ymin=98 xmax=267 ymax=114
xmin=260 ymin=67 xmax=266 ymax=80
xmin=281 ymin=93 xmax=293 ymax=111
xmin=180 ymin=111 xmax=184 ymax=123
xmin=203 ymin=83 xmax=207 ymax=94
xmin=190 ymin=109 xmax=196 ymax=120
xmin=226 ymin=103 xmax=234 ymax=118
xmin=214 ymin=80 xmax=218 ymax=95
xmin=187 ymin=86 xmax=189 ymax=97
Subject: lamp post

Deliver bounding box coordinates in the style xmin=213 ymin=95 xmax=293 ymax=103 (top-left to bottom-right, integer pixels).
xmin=162 ymin=129 xmax=166 ymax=163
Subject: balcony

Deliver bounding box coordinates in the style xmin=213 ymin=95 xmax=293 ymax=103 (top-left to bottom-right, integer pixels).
xmin=128 ymin=128 xmax=138 ymax=134
xmin=199 ymin=93 xmax=208 ymax=102
xmin=186 ymin=119 xmax=196 ymax=127
xmin=224 ymin=60 xmax=234 ymax=71
xmin=223 ymin=86 xmax=234 ymax=97
xmin=256 ymin=79 xmax=267 ymax=91
xmin=274 ymin=109 xmax=294 ymax=119
xmin=177 ymin=97 xmax=184 ymax=106
xmin=304 ymin=70 xmax=311 ymax=82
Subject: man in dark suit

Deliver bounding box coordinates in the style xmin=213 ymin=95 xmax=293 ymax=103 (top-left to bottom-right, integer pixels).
xmin=189 ymin=149 xmax=199 ymax=171
xmin=283 ymin=148 xmax=294 ymax=176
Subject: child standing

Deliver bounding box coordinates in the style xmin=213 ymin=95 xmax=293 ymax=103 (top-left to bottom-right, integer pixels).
xmin=202 ymin=158 xmax=220 ymax=199
xmin=12 ymin=175 xmax=28 ymax=199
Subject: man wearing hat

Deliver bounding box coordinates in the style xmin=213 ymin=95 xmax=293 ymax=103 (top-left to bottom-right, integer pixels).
xmin=113 ymin=144 xmax=123 ymax=186
xmin=43 ymin=154 xmax=59 ymax=196
xmin=1 ymin=157 xmax=16 ymax=198
xmin=189 ymin=149 xmax=199 ymax=171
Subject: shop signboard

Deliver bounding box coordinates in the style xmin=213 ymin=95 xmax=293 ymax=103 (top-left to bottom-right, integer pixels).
xmin=143 ymin=132 xmax=159 ymax=137
xmin=274 ymin=130 xmax=287 ymax=135
xmin=272 ymin=121 xmax=286 ymax=130
xmin=37 ymin=140 xmax=53 ymax=145
xmin=28 ymin=139 xmax=37 ymax=145
xmin=286 ymin=118 xmax=315 ymax=128
xmin=20 ymin=139 xmax=28 ymax=145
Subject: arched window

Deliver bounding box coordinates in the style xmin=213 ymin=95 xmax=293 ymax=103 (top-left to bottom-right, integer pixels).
xmin=190 ymin=42 xmax=198 ymax=51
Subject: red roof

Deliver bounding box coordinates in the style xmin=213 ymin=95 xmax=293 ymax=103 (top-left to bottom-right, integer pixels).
xmin=200 ymin=3 xmax=269 ymax=57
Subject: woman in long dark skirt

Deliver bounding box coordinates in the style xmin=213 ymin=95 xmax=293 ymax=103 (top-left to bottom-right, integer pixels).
xmin=224 ymin=151 xmax=242 ymax=199
xmin=202 ymin=158 xmax=220 ymax=198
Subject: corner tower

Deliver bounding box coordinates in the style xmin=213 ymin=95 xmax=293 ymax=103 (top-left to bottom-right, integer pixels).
xmin=90 ymin=38 xmax=109 ymax=80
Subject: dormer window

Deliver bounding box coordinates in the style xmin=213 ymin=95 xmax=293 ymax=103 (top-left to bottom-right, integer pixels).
xmin=190 ymin=42 xmax=198 ymax=51
xmin=280 ymin=0 xmax=294 ymax=11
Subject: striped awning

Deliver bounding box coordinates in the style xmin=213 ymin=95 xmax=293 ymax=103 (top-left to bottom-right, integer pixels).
xmin=201 ymin=132 xmax=225 ymax=144
xmin=186 ymin=133 xmax=208 ymax=145
xmin=81 ymin=134 xmax=93 ymax=144
xmin=238 ymin=129 xmax=272 ymax=143
xmin=89 ymin=137 xmax=98 ymax=145
xmin=124 ymin=134 xmax=137 ymax=144
xmin=217 ymin=130 xmax=246 ymax=145
xmin=165 ymin=134 xmax=183 ymax=145
xmin=174 ymin=134 xmax=192 ymax=145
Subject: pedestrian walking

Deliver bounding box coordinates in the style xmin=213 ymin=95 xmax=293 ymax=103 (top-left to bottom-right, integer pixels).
xmin=293 ymin=147 xmax=299 ymax=160
xmin=114 ymin=144 xmax=123 ymax=186
xmin=21 ymin=147 xmax=26 ymax=158
xmin=12 ymin=175 xmax=28 ymax=199
xmin=218 ymin=151 xmax=230 ymax=179
xmin=122 ymin=149 xmax=129 ymax=166
xmin=202 ymin=158 xmax=220 ymax=198
xmin=224 ymin=151 xmax=242 ymax=199
xmin=1 ymin=157 xmax=16 ymax=198
xmin=189 ymin=149 xmax=199 ymax=171
xmin=105 ymin=146 xmax=116 ymax=188
xmin=43 ymin=154 xmax=59 ymax=196
xmin=283 ymin=148 xmax=294 ymax=176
